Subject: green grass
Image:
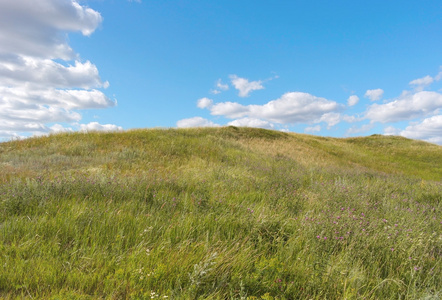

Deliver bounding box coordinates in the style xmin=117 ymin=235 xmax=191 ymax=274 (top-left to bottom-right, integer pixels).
xmin=0 ymin=127 xmax=441 ymax=299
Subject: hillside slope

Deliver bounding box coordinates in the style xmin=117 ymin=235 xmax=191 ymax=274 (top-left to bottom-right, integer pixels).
xmin=0 ymin=127 xmax=441 ymax=299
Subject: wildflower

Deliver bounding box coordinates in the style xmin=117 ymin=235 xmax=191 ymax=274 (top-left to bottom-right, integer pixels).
xmin=391 ymin=248 xmax=394 ymax=251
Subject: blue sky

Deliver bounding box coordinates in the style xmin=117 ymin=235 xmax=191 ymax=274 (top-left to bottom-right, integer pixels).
xmin=1 ymin=0 xmax=441 ymax=144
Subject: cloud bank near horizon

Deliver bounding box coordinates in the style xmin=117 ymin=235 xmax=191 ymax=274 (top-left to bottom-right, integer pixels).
xmin=0 ymin=0 xmax=119 ymax=140
xmin=177 ymin=70 xmax=442 ymax=145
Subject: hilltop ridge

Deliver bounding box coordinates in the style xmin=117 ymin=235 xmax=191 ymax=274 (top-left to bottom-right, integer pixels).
xmin=1 ymin=126 xmax=441 ymax=182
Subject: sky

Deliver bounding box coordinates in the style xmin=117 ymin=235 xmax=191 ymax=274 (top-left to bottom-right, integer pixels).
xmin=1 ymin=0 xmax=442 ymax=145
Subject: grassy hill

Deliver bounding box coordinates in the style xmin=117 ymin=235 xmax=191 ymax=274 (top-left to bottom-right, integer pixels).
xmin=0 ymin=127 xmax=441 ymax=299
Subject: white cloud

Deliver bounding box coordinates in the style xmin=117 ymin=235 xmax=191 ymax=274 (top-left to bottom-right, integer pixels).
xmin=0 ymin=0 xmax=117 ymax=140
xmin=0 ymin=0 xmax=102 ymax=59
xmin=346 ymin=123 xmax=375 ymax=135
xmin=0 ymin=87 xmax=115 ymax=110
xmin=30 ymin=123 xmax=74 ymax=137
xmin=342 ymin=115 xmax=359 ymax=123
xmin=347 ymin=95 xmax=359 ymax=106
xmin=409 ymin=75 xmax=434 ymax=91
xmin=79 ymin=122 xmax=123 ymax=132
xmin=408 ymin=68 xmax=442 ymax=91
xmin=0 ymin=102 xmax=82 ymax=123
xmin=0 ymin=119 xmax=51 ymax=133
xmin=435 ymin=68 xmax=442 ymax=81
xmin=0 ymin=57 xmax=107 ymax=89
xmin=364 ymin=89 xmax=384 ymax=101
xmin=197 ymin=97 xmax=213 ymax=109
xmin=229 ymin=75 xmax=264 ymax=97
xmin=398 ymin=115 xmax=442 ymax=145
xmin=383 ymin=126 xmax=401 ymax=136
xmin=210 ymin=79 xmax=229 ymax=94
xmin=216 ymin=79 xmax=229 ymax=90
xmin=207 ymin=92 xmax=341 ymax=124
xmin=49 ymin=123 xmax=73 ymax=133
xmin=305 ymin=125 xmax=321 ymax=133
xmin=365 ymin=91 xmax=442 ymax=123
xmin=227 ymin=118 xmax=274 ymax=129
xmin=0 ymin=121 xmax=122 ymax=140
xmin=176 ymin=117 xmax=220 ymax=128
xmin=0 ymin=131 xmax=27 ymax=141
xmin=426 ymin=137 xmax=442 ymax=144
xmin=210 ymin=102 xmax=250 ymax=119
xmin=318 ymin=112 xmax=341 ymax=128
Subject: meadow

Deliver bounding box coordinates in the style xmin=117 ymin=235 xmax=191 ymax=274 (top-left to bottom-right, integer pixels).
xmin=0 ymin=127 xmax=441 ymax=299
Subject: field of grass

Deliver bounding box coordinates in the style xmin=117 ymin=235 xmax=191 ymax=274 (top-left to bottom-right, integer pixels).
xmin=0 ymin=127 xmax=441 ymax=299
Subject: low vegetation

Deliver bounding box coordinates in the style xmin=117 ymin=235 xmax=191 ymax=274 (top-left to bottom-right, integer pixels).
xmin=0 ymin=127 xmax=441 ymax=299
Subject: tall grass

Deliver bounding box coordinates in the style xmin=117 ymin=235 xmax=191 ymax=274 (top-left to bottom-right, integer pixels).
xmin=0 ymin=127 xmax=441 ymax=299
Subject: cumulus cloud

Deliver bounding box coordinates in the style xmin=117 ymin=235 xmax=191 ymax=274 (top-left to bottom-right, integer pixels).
xmin=210 ymin=79 xmax=229 ymax=94
xmin=318 ymin=112 xmax=341 ymax=128
xmin=305 ymin=125 xmax=321 ymax=133
xmin=0 ymin=87 xmax=114 ymax=110
xmin=364 ymin=89 xmax=384 ymax=101
xmin=384 ymin=116 xmax=442 ymax=145
xmin=342 ymin=115 xmax=359 ymax=123
xmin=347 ymin=95 xmax=359 ymax=106
xmin=227 ymin=118 xmax=274 ymax=129
xmin=409 ymin=75 xmax=434 ymax=91
xmin=0 ymin=119 xmax=52 ymax=136
xmin=216 ymin=79 xmax=229 ymax=90
xmin=408 ymin=69 xmax=442 ymax=91
xmin=0 ymin=57 xmax=108 ymax=89
xmin=210 ymin=102 xmax=250 ymax=119
xmin=0 ymin=99 xmax=82 ymax=123
xmin=0 ymin=120 xmax=123 ymax=141
xmin=365 ymin=91 xmax=442 ymax=123
xmin=197 ymin=97 xmax=213 ymax=109
xmin=49 ymin=123 xmax=74 ymax=133
xmin=435 ymin=68 xmax=442 ymax=81
xmin=0 ymin=0 xmax=117 ymax=140
xmin=207 ymin=92 xmax=341 ymax=124
xmin=176 ymin=117 xmax=220 ymax=128
xmin=395 ymin=115 xmax=442 ymax=145
xmin=0 ymin=0 xmax=102 ymax=59
xmin=80 ymin=122 xmax=123 ymax=132
xmin=383 ymin=126 xmax=401 ymax=136
xmin=346 ymin=123 xmax=375 ymax=135
xmin=229 ymin=75 xmax=264 ymax=97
